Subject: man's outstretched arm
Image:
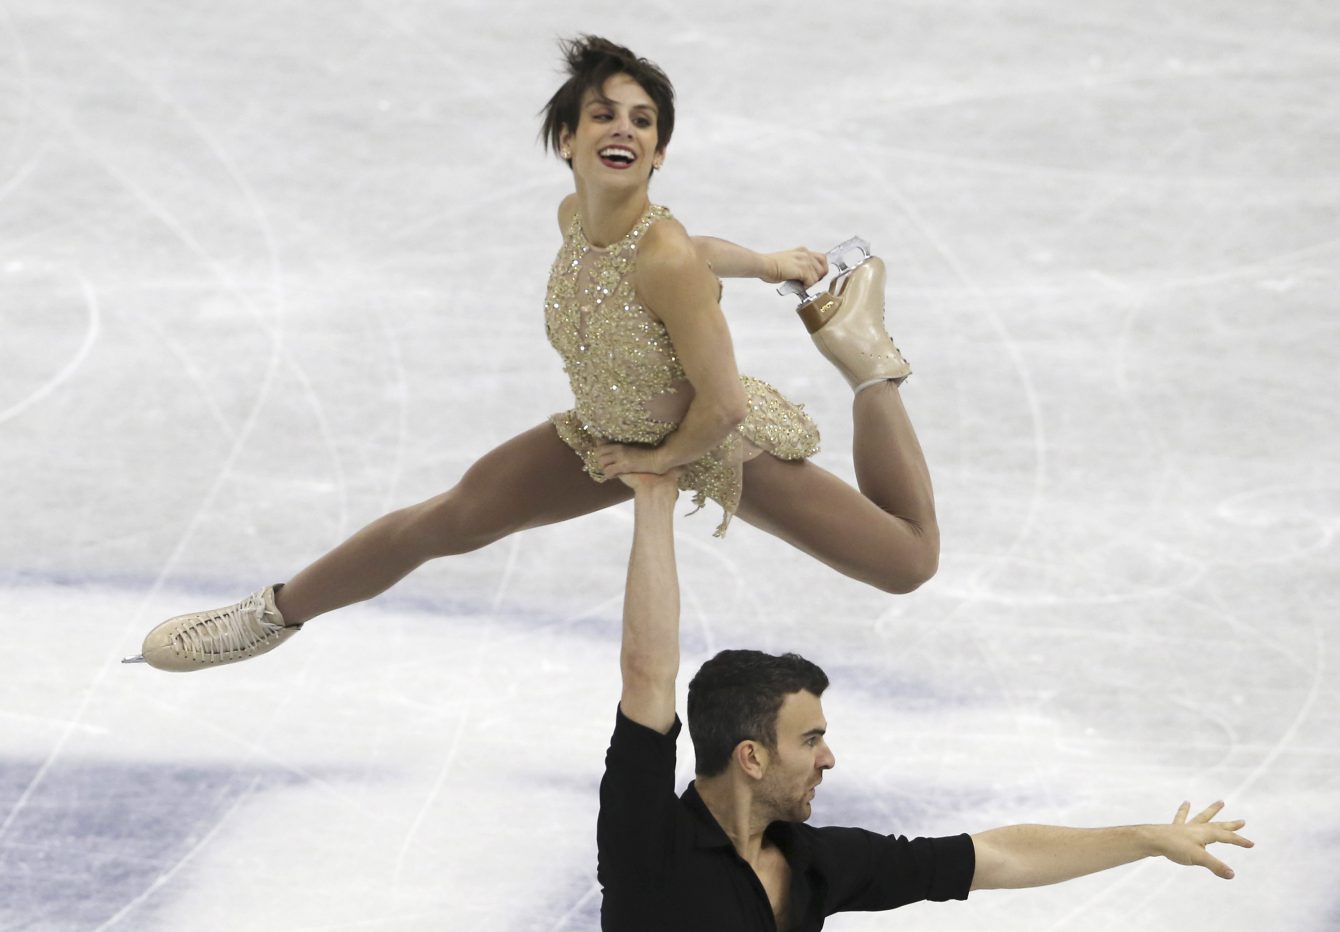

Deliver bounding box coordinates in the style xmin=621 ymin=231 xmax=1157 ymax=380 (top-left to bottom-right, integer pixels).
xmin=615 ymin=473 xmax=682 ymax=735
xmin=971 ymin=800 xmax=1254 ymax=890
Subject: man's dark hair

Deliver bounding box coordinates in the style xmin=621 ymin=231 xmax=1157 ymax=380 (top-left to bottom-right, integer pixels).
xmin=539 ymin=35 xmax=676 ymax=166
xmin=686 ymin=650 xmax=829 ymax=777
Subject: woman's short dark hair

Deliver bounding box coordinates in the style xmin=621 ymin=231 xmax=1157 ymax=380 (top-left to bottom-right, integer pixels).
xmin=539 ymin=35 xmax=676 ymax=166
xmin=687 ymin=650 xmax=829 ymax=777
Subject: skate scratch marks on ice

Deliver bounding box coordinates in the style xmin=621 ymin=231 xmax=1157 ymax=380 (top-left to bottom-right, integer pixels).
xmin=91 ymin=775 xmax=265 ymax=932
xmin=0 ymin=274 xmax=101 ymax=427
xmin=0 ymin=42 xmax=290 ymax=858
xmin=388 ymin=537 xmax=516 ymax=898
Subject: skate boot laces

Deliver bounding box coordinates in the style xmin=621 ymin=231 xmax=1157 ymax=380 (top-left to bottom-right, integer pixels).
xmin=172 ymin=592 xmax=284 ymax=661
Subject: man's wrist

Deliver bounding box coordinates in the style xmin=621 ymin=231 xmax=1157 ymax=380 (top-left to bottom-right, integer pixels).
xmin=633 ymin=473 xmax=680 ymax=505
xmin=648 ymin=446 xmax=678 ymax=475
xmin=1133 ymin=824 xmax=1164 ymax=859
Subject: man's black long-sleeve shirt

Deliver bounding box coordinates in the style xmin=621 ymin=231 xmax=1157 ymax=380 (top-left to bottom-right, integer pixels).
xmin=597 ymin=707 xmax=974 ymax=931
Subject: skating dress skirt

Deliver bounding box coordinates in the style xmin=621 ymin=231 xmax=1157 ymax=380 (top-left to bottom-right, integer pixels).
xmin=546 ymin=204 xmax=820 ymax=536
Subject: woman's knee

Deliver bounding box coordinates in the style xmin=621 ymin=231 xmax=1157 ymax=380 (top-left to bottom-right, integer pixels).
xmin=400 ymin=485 xmax=515 ymax=558
xmin=877 ymin=527 xmax=940 ymax=594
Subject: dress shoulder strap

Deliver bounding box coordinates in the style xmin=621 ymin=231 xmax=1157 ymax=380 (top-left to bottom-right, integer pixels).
xmin=621 ymin=204 xmax=672 ymax=252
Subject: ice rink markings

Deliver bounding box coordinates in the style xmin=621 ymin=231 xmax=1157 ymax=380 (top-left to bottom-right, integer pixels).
xmin=0 ymin=271 xmax=100 ymax=427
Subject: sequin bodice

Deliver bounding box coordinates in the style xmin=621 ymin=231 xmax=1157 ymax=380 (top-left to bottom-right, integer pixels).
xmin=544 ymin=202 xmax=822 ymax=536
xmin=544 ymin=204 xmax=682 ymax=443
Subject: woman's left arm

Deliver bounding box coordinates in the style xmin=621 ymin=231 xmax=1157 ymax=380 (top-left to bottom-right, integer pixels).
xmin=594 ymin=222 xmax=748 ymax=479
xmin=692 ymin=236 xmax=828 ymax=288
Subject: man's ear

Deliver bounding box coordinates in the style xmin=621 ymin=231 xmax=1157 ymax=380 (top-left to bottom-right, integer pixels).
xmin=735 ymin=740 xmax=769 ymax=781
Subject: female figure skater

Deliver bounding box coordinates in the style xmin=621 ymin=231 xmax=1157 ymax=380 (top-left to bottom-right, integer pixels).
xmin=127 ymin=36 xmax=936 ymax=672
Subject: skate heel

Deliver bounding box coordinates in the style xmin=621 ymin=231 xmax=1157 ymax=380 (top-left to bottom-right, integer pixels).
xmin=796 ymin=291 xmax=841 ymax=334
xmin=779 ymin=241 xmax=911 ymax=390
xmin=778 ymin=235 xmax=874 ymax=333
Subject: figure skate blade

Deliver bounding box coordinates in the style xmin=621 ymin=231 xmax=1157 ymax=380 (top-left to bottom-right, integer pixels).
xmin=777 ymin=235 xmax=872 ymax=301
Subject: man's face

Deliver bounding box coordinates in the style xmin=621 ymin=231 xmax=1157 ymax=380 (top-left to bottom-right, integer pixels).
xmin=757 ymin=690 xmax=835 ymax=823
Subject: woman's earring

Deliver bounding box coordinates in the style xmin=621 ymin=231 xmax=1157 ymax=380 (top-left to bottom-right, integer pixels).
xmin=561 ymin=148 xmax=571 ymax=160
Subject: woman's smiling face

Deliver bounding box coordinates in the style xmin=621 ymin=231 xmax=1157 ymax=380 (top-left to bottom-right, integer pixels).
xmin=561 ymin=73 xmax=664 ymax=186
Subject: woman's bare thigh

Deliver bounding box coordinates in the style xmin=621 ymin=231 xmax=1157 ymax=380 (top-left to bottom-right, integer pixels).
xmin=450 ymin=421 xmax=633 ymax=540
xmin=734 ymin=452 xmax=936 ymax=592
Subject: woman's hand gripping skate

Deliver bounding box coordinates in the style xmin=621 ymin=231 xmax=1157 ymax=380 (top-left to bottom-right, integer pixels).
xmin=762 ymin=247 xmax=829 ymax=288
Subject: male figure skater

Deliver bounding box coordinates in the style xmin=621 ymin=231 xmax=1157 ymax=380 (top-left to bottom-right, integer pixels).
xmin=601 ymin=470 xmax=1253 ymax=931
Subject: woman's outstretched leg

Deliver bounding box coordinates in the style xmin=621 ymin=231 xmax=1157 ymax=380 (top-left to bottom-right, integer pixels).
xmin=736 ymin=381 xmax=938 ymax=594
xmin=277 ymin=422 xmax=630 ymax=624
xmin=131 ymin=423 xmax=630 ymax=670
xmin=735 ymin=252 xmax=937 ymax=593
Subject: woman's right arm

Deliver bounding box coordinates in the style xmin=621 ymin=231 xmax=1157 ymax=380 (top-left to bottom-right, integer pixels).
xmin=692 ymin=236 xmax=828 ymax=288
xmin=595 ymin=220 xmax=748 ymax=480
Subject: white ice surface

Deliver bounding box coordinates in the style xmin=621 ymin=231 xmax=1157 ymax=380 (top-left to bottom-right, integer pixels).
xmin=1 ymin=1 xmax=1337 ymax=930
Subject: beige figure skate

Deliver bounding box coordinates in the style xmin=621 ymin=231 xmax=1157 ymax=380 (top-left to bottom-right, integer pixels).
xmin=122 ymin=585 xmax=299 ymax=672
xmin=778 ymin=237 xmax=911 ymax=392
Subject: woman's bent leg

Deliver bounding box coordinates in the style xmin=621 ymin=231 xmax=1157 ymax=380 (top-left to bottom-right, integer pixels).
xmin=276 ymin=422 xmax=631 ymax=624
xmin=735 ymin=381 xmax=938 ymax=593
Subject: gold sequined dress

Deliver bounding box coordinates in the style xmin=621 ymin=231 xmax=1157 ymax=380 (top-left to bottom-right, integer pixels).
xmin=546 ymin=204 xmax=821 ymax=535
